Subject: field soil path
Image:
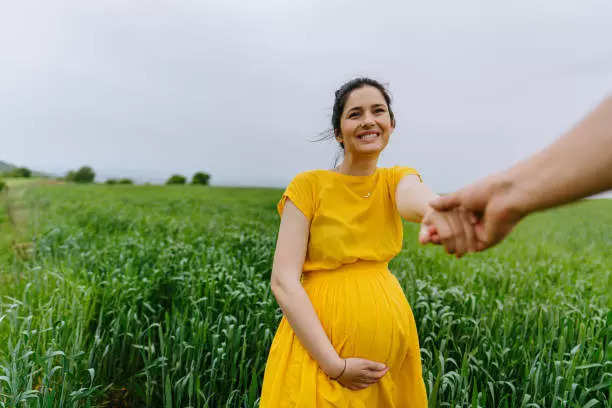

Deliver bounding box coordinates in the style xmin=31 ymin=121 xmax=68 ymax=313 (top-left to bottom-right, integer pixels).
xmin=3 ymin=179 xmax=63 ymax=258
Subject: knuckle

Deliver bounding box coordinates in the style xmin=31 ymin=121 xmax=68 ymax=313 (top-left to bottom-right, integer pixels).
xmin=439 ymin=231 xmax=451 ymax=240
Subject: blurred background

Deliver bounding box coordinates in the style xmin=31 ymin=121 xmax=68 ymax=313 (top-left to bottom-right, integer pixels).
xmin=2 ymin=0 xmax=612 ymax=195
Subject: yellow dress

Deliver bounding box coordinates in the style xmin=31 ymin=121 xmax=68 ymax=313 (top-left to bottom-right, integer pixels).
xmin=259 ymin=166 xmax=428 ymax=408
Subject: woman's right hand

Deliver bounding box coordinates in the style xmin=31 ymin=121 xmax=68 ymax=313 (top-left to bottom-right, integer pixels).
xmin=421 ymin=205 xmax=479 ymax=257
xmin=334 ymin=357 xmax=390 ymax=390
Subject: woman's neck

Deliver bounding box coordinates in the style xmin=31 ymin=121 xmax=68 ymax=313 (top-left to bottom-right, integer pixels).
xmin=334 ymin=155 xmax=379 ymax=176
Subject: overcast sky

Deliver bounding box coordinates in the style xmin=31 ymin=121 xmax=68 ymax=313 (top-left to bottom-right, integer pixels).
xmin=2 ymin=0 xmax=612 ymax=196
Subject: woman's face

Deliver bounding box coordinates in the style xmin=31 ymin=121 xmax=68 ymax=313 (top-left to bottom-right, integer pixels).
xmin=336 ymin=85 xmax=395 ymax=156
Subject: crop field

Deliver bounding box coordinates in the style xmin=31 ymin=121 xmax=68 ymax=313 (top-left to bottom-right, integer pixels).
xmin=0 ymin=181 xmax=610 ymax=407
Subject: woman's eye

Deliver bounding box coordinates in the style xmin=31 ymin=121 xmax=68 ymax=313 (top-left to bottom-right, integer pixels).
xmin=349 ymin=112 xmax=359 ymax=118
xmin=375 ymin=108 xmax=385 ymax=113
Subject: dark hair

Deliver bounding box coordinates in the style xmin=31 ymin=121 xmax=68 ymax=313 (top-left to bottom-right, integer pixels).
xmin=312 ymin=77 xmax=395 ymax=167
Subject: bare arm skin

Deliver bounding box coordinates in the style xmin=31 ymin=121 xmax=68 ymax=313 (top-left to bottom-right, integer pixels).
xmin=397 ymin=175 xmax=478 ymax=257
xmin=270 ymin=199 xmax=344 ymax=378
xmin=428 ymin=94 xmax=612 ymax=250
xmin=270 ymin=199 xmax=391 ymax=389
xmin=503 ymin=94 xmax=612 ymax=214
xmin=396 ymin=175 xmax=439 ymax=223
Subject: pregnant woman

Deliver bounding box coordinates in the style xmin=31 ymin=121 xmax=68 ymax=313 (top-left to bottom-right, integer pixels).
xmin=259 ymin=77 xmax=471 ymax=407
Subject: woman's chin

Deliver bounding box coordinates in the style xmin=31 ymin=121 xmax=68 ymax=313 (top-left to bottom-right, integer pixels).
xmin=357 ymin=142 xmax=385 ymax=154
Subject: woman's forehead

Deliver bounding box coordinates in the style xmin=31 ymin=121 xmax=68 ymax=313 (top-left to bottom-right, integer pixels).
xmin=345 ymin=86 xmax=386 ymax=109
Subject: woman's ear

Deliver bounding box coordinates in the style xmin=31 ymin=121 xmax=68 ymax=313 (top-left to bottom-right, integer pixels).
xmin=334 ymin=129 xmax=343 ymax=143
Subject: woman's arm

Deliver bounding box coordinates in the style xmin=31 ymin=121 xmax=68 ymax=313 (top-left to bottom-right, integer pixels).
xmin=395 ymin=175 xmax=438 ymax=223
xmin=397 ymin=175 xmax=478 ymax=257
xmin=270 ymin=198 xmax=344 ymax=378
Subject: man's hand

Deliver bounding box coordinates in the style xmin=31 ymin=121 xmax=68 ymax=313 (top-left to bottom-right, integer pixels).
xmin=422 ymin=94 xmax=612 ymax=254
xmin=427 ymin=174 xmax=526 ymax=251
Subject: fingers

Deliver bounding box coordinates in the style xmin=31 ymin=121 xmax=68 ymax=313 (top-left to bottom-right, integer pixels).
xmin=468 ymin=211 xmax=478 ymax=225
xmin=361 ymin=371 xmax=386 ymax=385
xmin=367 ymin=361 xmax=387 ymax=371
xmin=420 ymin=210 xmax=441 ymax=245
xmin=428 ymin=226 xmax=441 ymax=244
xmin=428 ymin=192 xmax=461 ymax=211
xmin=429 ymin=212 xmax=453 ymax=250
xmin=459 ymin=208 xmax=477 ymax=253
xmin=438 ymin=212 xmax=457 ymax=255
xmin=425 ymin=210 xmax=456 ymax=253
xmin=419 ymin=224 xmax=440 ymax=245
xmin=420 ymin=211 xmax=434 ymax=245
xmin=445 ymin=210 xmax=466 ymax=257
xmin=358 ymin=367 xmax=389 ymax=388
xmin=338 ymin=359 xmax=390 ymax=391
xmin=418 ymin=223 xmax=431 ymax=244
xmin=424 ymin=207 xmax=480 ymax=257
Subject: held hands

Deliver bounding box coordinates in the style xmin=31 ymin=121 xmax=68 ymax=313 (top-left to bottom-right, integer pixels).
xmin=419 ymin=174 xmax=526 ymax=255
xmin=419 ymin=205 xmax=480 ymax=257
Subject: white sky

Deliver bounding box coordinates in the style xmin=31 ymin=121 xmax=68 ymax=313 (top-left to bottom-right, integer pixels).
xmin=2 ymin=0 xmax=612 ymax=196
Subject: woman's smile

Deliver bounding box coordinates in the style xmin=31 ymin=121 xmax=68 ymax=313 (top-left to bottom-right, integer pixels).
xmin=357 ymin=130 xmax=380 ymax=141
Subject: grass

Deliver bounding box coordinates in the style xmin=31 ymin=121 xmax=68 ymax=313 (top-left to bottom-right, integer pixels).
xmin=0 ymin=183 xmax=609 ymax=407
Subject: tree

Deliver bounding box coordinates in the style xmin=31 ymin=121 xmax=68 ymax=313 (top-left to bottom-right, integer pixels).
xmin=0 ymin=180 xmax=6 ymax=192
xmin=8 ymin=167 xmax=31 ymax=178
xmin=118 ymin=178 xmax=133 ymax=185
xmin=67 ymin=166 xmax=95 ymax=183
xmin=166 ymin=174 xmax=186 ymax=185
xmin=191 ymin=172 xmax=210 ymax=185
xmin=105 ymin=179 xmax=118 ymax=185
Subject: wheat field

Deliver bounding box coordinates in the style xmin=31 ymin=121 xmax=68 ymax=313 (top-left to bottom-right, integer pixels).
xmin=0 ymin=181 xmax=609 ymax=407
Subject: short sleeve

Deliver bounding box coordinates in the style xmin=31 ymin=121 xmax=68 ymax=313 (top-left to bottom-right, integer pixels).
xmin=277 ymin=172 xmax=315 ymax=221
xmin=390 ymin=165 xmax=422 ymax=186
xmin=388 ymin=166 xmax=422 ymax=211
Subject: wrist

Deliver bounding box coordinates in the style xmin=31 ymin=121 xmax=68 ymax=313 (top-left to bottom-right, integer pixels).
xmin=421 ymin=200 xmax=437 ymax=220
xmin=329 ymin=358 xmax=346 ymax=380
xmin=488 ymin=172 xmax=529 ymax=222
xmin=323 ymin=356 xmax=345 ymax=378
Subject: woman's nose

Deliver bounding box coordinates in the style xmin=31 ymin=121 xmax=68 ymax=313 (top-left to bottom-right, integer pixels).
xmin=362 ymin=112 xmax=375 ymax=127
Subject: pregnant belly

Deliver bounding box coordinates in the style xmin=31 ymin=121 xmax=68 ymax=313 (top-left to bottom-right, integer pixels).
xmin=301 ymin=260 xmax=419 ymax=369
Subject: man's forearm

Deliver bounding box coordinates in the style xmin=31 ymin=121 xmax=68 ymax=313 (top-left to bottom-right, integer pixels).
xmin=504 ymin=94 xmax=612 ymax=215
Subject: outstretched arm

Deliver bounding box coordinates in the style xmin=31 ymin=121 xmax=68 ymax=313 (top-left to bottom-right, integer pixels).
xmin=429 ymin=94 xmax=612 ymax=250
xmin=396 ymin=175 xmax=477 ymax=257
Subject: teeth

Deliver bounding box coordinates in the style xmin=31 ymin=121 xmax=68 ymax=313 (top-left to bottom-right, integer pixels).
xmin=359 ymin=133 xmax=378 ymax=140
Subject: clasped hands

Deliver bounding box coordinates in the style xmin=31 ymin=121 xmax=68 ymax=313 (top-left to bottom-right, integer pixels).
xmin=417 ymin=176 xmax=525 ymax=257
xmin=418 ymin=204 xmax=483 ymax=257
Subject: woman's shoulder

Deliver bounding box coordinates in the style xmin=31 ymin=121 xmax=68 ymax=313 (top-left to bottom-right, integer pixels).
xmin=383 ymin=164 xmax=419 ymax=172
xmin=284 ymin=169 xmax=325 ymax=191
xmin=288 ymin=169 xmax=323 ymax=181
xmin=383 ymin=165 xmax=421 ymax=181
xmin=289 ymin=169 xmax=332 ymax=182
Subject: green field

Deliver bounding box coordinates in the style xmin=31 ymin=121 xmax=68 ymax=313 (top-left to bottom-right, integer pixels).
xmin=0 ymin=182 xmax=610 ymax=407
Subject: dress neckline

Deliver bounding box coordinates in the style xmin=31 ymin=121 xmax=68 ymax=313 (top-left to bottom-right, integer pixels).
xmin=322 ymin=167 xmax=380 ymax=179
